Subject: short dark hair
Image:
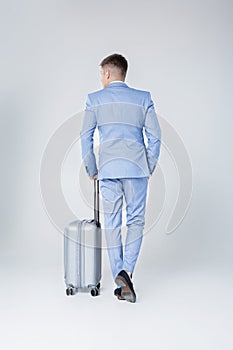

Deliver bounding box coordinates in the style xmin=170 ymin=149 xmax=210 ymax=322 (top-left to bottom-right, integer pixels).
xmin=99 ymin=53 xmax=128 ymax=78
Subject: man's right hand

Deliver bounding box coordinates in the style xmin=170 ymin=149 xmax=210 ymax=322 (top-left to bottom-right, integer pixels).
xmin=89 ymin=172 xmax=98 ymax=180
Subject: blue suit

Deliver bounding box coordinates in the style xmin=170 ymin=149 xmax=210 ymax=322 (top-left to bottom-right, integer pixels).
xmin=80 ymin=81 xmax=161 ymax=279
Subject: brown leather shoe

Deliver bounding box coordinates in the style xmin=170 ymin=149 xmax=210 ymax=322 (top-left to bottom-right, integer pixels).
xmin=115 ymin=270 xmax=136 ymax=303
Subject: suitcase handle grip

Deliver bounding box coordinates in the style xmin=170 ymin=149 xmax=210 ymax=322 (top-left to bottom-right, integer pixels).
xmin=94 ymin=179 xmax=100 ymax=227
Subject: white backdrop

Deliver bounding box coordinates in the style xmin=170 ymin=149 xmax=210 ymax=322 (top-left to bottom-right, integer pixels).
xmin=1 ymin=1 xmax=232 ymax=349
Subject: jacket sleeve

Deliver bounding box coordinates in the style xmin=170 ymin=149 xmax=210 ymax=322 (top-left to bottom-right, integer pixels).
xmin=80 ymin=94 xmax=98 ymax=177
xmin=144 ymin=92 xmax=161 ymax=175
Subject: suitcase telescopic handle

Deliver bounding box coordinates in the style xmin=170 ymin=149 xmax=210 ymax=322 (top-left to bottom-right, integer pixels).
xmin=94 ymin=179 xmax=100 ymax=227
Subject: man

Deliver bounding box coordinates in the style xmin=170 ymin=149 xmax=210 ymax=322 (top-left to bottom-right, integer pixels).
xmin=80 ymin=53 xmax=161 ymax=302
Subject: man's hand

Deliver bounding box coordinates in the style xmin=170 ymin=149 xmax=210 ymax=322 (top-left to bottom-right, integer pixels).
xmin=89 ymin=172 xmax=98 ymax=180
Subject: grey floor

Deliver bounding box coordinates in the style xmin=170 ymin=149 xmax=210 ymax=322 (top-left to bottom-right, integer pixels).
xmin=1 ymin=232 xmax=232 ymax=350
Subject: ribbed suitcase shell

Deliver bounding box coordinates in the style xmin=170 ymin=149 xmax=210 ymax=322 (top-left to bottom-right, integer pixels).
xmin=64 ymin=180 xmax=102 ymax=296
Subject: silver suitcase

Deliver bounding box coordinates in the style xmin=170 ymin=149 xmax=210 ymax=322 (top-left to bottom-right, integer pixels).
xmin=64 ymin=179 xmax=101 ymax=297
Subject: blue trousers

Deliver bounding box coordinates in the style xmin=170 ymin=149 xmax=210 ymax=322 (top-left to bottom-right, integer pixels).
xmin=99 ymin=177 xmax=148 ymax=279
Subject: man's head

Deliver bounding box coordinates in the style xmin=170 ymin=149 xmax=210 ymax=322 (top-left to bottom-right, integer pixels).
xmin=99 ymin=53 xmax=128 ymax=88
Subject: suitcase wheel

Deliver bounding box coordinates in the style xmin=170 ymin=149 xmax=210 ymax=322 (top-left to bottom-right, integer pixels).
xmin=66 ymin=287 xmax=75 ymax=296
xmin=90 ymin=288 xmax=99 ymax=297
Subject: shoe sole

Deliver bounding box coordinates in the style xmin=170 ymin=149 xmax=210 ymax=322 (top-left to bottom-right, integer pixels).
xmin=115 ymin=275 xmax=136 ymax=303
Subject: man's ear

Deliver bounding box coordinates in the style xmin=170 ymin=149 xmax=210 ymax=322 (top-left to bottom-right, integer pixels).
xmin=106 ymin=68 xmax=111 ymax=79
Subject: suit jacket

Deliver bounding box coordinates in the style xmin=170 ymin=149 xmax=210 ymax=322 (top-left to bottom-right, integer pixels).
xmin=80 ymin=81 xmax=161 ymax=180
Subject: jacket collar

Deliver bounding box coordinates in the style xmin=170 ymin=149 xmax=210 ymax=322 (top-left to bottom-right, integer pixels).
xmin=106 ymin=81 xmax=129 ymax=88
